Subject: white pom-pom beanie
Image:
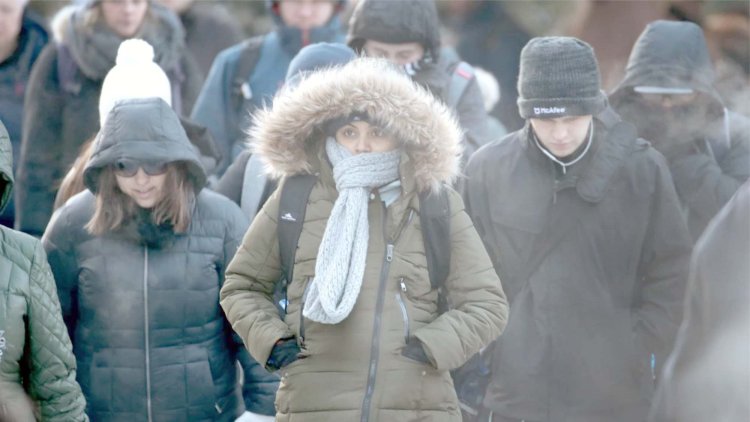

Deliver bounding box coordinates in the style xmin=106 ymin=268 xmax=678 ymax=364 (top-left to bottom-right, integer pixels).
xmin=98 ymin=39 xmax=172 ymax=127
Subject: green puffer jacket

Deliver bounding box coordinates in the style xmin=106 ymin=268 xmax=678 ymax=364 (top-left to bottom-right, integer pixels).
xmin=221 ymin=59 xmax=509 ymax=422
xmin=0 ymin=121 xmax=87 ymax=421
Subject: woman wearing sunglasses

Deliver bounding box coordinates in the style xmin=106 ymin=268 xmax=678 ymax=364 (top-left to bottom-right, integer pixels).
xmin=41 ymin=97 xmax=270 ymax=421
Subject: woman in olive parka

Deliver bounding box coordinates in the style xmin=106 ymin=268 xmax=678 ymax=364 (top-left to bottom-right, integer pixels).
xmin=221 ymin=58 xmax=508 ymax=422
xmin=0 ymin=120 xmax=87 ymax=421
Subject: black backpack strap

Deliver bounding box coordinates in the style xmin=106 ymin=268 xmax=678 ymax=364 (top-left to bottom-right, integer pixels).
xmin=275 ymin=173 xmax=317 ymax=315
xmin=445 ymin=61 xmax=474 ymax=109
xmin=230 ymin=36 xmax=265 ymax=113
xmin=418 ymin=188 xmax=451 ymax=310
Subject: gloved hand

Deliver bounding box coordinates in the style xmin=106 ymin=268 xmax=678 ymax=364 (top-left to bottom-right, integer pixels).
xmin=266 ymin=337 xmax=302 ymax=371
xmin=401 ymin=337 xmax=431 ymax=364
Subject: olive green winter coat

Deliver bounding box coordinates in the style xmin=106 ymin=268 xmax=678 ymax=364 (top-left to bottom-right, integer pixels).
xmin=0 ymin=121 xmax=87 ymax=421
xmin=221 ymin=59 xmax=508 ymax=422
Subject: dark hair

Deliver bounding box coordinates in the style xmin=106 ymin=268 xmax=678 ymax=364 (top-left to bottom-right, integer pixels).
xmin=85 ymin=162 xmax=195 ymax=235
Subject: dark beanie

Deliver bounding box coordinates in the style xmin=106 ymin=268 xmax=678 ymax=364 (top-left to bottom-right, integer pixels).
xmin=517 ymin=37 xmax=607 ymax=119
xmin=324 ymin=112 xmax=372 ymax=137
xmin=285 ymin=43 xmax=357 ymax=88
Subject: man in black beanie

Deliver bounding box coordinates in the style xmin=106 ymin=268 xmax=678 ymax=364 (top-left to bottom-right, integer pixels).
xmin=463 ymin=36 xmax=692 ymax=422
xmin=347 ymin=0 xmax=496 ymax=164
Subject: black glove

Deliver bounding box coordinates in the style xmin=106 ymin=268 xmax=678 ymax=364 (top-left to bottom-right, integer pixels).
xmin=401 ymin=337 xmax=431 ymax=364
xmin=266 ymin=338 xmax=302 ymax=371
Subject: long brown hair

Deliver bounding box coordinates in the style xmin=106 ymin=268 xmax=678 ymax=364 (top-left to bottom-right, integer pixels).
xmin=85 ymin=162 xmax=196 ymax=235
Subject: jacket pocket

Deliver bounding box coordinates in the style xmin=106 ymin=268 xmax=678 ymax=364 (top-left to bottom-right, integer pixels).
xmin=395 ymin=277 xmax=411 ymax=344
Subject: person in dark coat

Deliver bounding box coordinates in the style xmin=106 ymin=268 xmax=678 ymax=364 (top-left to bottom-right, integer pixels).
xmin=648 ymin=181 xmax=750 ymax=422
xmin=15 ymin=0 xmax=203 ymax=237
xmin=0 ymin=119 xmax=87 ymax=422
xmin=464 ymin=37 xmax=693 ymax=422
xmin=610 ymin=20 xmax=750 ymax=242
xmin=190 ymin=0 xmax=347 ymax=177
xmin=42 ymin=97 xmax=276 ymax=421
xmin=0 ymin=0 xmax=48 ymax=227
xmin=157 ymin=0 xmax=245 ymax=80
xmin=347 ymin=0 xmax=494 ymax=163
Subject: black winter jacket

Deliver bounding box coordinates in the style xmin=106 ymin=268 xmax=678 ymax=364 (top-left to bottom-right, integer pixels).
xmin=464 ymin=109 xmax=692 ymax=422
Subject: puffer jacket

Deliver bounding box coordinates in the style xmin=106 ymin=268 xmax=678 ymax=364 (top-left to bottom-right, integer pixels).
xmin=464 ymin=109 xmax=692 ymax=422
xmin=221 ymin=59 xmax=508 ymax=422
xmin=610 ymin=20 xmax=750 ymax=242
xmin=15 ymin=3 xmax=203 ymax=237
xmin=42 ymin=98 xmax=277 ymax=421
xmin=190 ymin=0 xmax=346 ymax=176
xmin=347 ymin=0 xmax=494 ymax=161
xmin=0 ymin=121 xmax=87 ymax=421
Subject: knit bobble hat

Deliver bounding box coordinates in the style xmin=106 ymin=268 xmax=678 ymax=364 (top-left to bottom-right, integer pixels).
xmin=517 ymin=36 xmax=607 ymax=119
xmin=98 ymin=39 xmax=172 ymax=127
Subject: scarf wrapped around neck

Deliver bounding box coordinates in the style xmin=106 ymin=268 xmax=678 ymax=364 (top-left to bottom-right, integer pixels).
xmin=302 ymin=137 xmax=401 ymax=324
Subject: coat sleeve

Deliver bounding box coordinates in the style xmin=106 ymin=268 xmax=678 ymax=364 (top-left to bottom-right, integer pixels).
xmin=220 ymin=184 xmax=294 ymax=369
xmin=413 ymin=189 xmax=509 ymax=371
xmin=41 ymin=208 xmax=79 ymax=338
xmin=190 ymin=46 xmax=239 ymax=176
xmin=455 ymin=72 xmax=495 ymax=160
xmin=15 ymin=45 xmax=64 ymax=236
xmin=636 ymin=151 xmax=693 ymax=367
xmin=667 ymin=117 xmax=750 ymax=236
xmin=27 ymin=240 xmax=88 ymax=421
xmin=219 ymin=201 xmax=279 ymax=416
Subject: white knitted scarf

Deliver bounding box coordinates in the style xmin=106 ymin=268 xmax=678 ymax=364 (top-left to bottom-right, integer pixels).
xmin=302 ymin=138 xmax=402 ymax=324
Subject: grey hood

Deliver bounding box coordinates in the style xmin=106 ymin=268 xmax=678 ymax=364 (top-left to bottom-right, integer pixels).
xmin=250 ymin=58 xmax=462 ymax=193
xmin=0 ymin=121 xmax=13 ymax=212
xmin=83 ymin=98 xmax=206 ymax=193
xmin=610 ymin=20 xmax=723 ymax=107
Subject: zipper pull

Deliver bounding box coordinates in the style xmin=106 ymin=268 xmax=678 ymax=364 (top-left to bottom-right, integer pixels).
xmin=386 ymin=244 xmax=394 ymax=262
xmin=399 ymin=279 xmax=407 ymax=293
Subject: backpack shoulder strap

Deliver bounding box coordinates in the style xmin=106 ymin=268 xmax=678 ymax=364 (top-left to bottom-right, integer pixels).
xmin=418 ymin=188 xmax=452 ymax=302
xmin=230 ymin=35 xmax=265 ymax=111
xmin=277 ymin=173 xmax=317 ymax=287
xmin=445 ymin=61 xmax=474 ymax=109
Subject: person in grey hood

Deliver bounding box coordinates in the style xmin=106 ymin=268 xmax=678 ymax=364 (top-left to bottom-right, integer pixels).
xmin=347 ymin=0 xmax=494 ymax=164
xmin=0 ymin=119 xmax=87 ymax=421
xmin=610 ymin=20 xmax=750 ymax=242
xmin=14 ymin=0 xmax=203 ymax=237
xmin=464 ymin=37 xmax=692 ymax=422
xmin=42 ymin=97 xmax=276 ymax=421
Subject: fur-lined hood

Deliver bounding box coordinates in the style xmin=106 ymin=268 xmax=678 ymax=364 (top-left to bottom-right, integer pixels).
xmin=250 ymin=58 xmax=463 ymax=192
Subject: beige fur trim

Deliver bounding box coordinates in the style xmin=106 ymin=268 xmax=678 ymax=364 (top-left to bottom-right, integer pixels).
xmin=248 ymin=58 xmax=463 ymax=192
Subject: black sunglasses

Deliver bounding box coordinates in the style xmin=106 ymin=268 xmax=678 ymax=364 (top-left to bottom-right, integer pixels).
xmin=114 ymin=159 xmax=168 ymax=177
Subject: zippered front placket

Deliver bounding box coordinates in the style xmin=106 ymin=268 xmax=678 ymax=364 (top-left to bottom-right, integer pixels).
xmin=143 ymin=247 xmax=153 ymax=422
xmin=360 ymin=206 xmax=414 ymax=422
xmin=298 ymin=277 xmax=313 ymax=347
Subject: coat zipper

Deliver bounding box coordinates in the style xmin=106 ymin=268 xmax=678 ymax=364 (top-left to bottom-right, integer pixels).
xmin=395 ymin=278 xmax=410 ymax=343
xmin=143 ymin=247 xmax=153 ymax=422
xmin=298 ymin=277 xmax=313 ymax=347
xmin=361 ymin=206 xmax=414 ymax=422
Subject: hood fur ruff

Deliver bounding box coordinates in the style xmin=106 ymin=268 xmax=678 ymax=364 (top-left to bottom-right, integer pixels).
xmin=250 ymin=58 xmax=463 ymax=193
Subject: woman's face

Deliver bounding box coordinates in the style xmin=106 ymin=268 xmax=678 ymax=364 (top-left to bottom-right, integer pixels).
xmin=114 ymin=159 xmax=168 ymax=208
xmin=335 ymin=121 xmax=399 ymax=155
xmin=100 ymin=0 xmax=149 ymax=38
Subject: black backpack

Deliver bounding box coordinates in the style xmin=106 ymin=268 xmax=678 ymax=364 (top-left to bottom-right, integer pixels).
xmin=274 ymin=173 xmax=491 ymax=420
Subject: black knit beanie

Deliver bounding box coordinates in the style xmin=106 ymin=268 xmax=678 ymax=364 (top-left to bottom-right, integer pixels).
xmin=517 ymin=37 xmax=607 ymax=119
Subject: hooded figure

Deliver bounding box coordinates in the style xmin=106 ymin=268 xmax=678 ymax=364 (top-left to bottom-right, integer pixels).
xmin=464 ymin=37 xmax=692 ymax=422
xmin=41 ymin=98 xmax=273 ymax=420
xmin=191 ymin=0 xmax=347 ymax=177
xmin=609 ymin=20 xmax=750 ymax=242
xmin=220 ymin=58 xmax=508 ymax=422
xmin=347 ymin=0 xmax=495 ymax=163
xmin=14 ymin=1 xmax=203 ymax=237
xmin=0 ymin=120 xmax=87 ymax=421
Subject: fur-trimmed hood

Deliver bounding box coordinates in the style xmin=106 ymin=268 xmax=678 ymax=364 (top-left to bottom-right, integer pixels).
xmin=250 ymin=58 xmax=463 ymax=192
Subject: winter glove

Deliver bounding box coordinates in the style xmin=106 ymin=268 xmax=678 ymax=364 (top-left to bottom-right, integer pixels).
xmin=266 ymin=338 xmax=302 ymax=371
xmin=401 ymin=337 xmax=431 ymax=364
